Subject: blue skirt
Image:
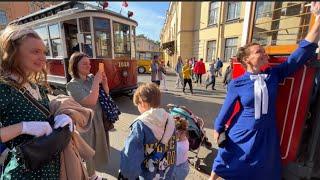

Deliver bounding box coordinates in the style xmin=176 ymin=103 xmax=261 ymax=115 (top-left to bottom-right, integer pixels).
xmin=212 ymin=126 xmax=281 ymax=180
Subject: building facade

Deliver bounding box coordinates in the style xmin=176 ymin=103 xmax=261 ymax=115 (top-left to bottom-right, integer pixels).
xmin=0 ymin=1 xmax=59 ymax=30
xmin=136 ymin=34 xmax=162 ymax=60
xmin=160 ymin=2 xmax=248 ymax=70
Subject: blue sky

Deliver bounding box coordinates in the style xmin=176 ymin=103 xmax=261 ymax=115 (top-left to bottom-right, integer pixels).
xmin=90 ymin=1 xmax=169 ymax=41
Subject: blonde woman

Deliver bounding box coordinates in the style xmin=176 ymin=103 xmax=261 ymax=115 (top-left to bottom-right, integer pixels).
xmin=0 ymin=26 xmax=72 ymax=179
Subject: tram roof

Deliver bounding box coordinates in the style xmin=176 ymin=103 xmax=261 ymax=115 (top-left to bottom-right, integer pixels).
xmin=9 ymin=1 xmax=137 ymax=26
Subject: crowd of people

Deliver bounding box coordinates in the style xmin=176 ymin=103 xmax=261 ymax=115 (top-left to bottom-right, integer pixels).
xmin=0 ymin=2 xmax=319 ymax=180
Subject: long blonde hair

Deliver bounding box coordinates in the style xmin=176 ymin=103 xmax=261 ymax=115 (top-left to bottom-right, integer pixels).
xmin=0 ymin=25 xmax=48 ymax=87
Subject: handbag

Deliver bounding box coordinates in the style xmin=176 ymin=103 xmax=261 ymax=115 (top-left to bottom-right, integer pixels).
xmin=4 ymin=79 xmax=72 ymax=170
xmin=217 ymin=131 xmax=227 ymax=148
xmin=16 ymin=126 xmax=71 ymax=170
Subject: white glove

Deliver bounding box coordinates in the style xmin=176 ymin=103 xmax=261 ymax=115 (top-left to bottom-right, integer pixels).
xmin=22 ymin=121 xmax=53 ymax=137
xmin=54 ymin=114 xmax=73 ymax=132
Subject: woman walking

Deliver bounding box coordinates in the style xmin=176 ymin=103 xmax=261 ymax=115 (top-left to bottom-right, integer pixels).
xmin=210 ymin=3 xmax=320 ymax=180
xmin=175 ymin=56 xmax=184 ymax=88
xmin=151 ymin=55 xmax=163 ymax=86
xmin=194 ymin=58 xmax=206 ymax=86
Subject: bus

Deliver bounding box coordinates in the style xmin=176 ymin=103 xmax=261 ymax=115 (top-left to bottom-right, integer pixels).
xmin=136 ymin=51 xmax=163 ymax=74
xmin=9 ymin=1 xmax=138 ymax=95
xmin=231 ymin=1 xmax=320 ymax=179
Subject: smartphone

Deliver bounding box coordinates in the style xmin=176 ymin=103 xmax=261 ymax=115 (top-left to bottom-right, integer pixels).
xmin=99 ymin=63 xmax=104 ymax=72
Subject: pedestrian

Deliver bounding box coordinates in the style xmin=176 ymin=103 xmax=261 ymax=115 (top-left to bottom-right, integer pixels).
xmin=151 ymin=55 xmax=162 ymax=86
xmin=66 ymin=52 xmax=112 ymax=180
xmin=210 ymin=3 xmax=320 ymax=179
xmin=192 ymin=57 xmax=198 ymax=81
xmin=0 ymin=25 xmax=73 ymax=179
xmin=215 ymin=57 xmax=223 ymax=77
xmin=119 ymin=83 xmax=176 ymax=179
xmin=194 ymin=58 xmax=206 ymax=86
xmin=160 ymin=60 xmax=168 ymax=91
xmin=175 ymin=56 xmax=184 ymax=88
xmin=182 ymin=58 xmax=193 ymax=94
xmin=223 ymin=58 xmax=233 ymax=90
xmin=206 ymin=61 xmax=216 ymax=90
xmin=173 ymin=117 xmax=190 ymax=180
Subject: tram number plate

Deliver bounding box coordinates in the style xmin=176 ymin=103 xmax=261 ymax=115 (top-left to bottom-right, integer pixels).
xmin=118 ymin=62 xmax=129 ymax=68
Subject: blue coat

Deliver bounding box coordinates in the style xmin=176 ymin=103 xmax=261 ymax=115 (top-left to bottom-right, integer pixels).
xmin=120 ymin=108 xmax=177 ymax=180
xmin=212 ymin=40 xmax=318 ymax=180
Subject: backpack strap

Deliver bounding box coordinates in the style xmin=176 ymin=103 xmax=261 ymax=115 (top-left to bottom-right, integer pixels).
xmin=145 ymin=118 xmax=169 ymax=160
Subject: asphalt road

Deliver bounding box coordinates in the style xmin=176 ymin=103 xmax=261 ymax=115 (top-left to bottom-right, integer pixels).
xmin=50 ymin=72 xmax=227 ymax=179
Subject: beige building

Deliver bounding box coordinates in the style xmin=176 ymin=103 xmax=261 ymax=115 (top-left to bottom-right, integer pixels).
xmin=136 ymin=34 xmax=161 ymax=60
xmin=0 ymin=2 xmax=59 ymax=30
xmin=160 ymin=2 xmax=248 ymax=69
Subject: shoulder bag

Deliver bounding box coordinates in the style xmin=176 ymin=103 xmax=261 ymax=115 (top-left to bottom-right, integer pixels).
xmin=4 ymin=79 xmax=71 ymax=171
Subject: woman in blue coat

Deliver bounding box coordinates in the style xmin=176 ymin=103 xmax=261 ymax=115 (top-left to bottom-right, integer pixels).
xmin=210 ymin=3 xmax=320 ymax=180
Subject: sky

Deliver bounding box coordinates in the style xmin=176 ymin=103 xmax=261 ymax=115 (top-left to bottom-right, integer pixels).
xmin=90 ymin=1 xmax=169 ymax=41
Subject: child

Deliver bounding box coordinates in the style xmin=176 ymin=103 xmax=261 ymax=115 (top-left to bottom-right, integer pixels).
xmin=173 ymin=117 xmax=190 ymax=180
xmin=182 ymin=59 xmax=194 ymax=94
xmin=119 ymin=83 xmax=176 ymax=179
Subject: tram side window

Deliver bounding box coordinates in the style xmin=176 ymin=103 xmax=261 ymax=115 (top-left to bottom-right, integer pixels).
xmin=93 ymin=17 xmax=112 ymax=58
xmin=34 ymin=26 xmax=50 ymax=56
xmin=113 ymin=22 xmax=131 ymax=58
xmin=49 ymin=24 xmax=63 ymax=57
xmin=79 ymin=17 xmax=93 ymax=57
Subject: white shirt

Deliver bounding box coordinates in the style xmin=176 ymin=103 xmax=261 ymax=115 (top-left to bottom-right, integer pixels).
xmin=176 ymin=139 xmax=189 ymax=166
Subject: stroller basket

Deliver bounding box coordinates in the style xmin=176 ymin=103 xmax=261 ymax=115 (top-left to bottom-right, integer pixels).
xmin=170 ymin=107 xmax=203 ymax=150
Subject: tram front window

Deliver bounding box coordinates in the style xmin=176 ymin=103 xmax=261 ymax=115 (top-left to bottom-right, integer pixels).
xmin=113 ymin=22 xmax=131 ymax=58
xmin=93 ymin=17 xmax=112 ymax=58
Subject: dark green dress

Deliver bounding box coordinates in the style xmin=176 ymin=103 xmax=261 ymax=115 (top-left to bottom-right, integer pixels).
xmin=0 ymin=81 xmax=60 ymax=180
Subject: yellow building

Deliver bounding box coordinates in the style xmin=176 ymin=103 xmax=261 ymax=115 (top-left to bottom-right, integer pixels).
xmin=136 ymin=34 xmax=162 ymax=73
xmin=160 ymin=2 xmax=248 ymax=70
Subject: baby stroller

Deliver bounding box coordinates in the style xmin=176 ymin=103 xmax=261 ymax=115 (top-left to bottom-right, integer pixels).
xmin=166 ymin=104 xmax=212 ymax=169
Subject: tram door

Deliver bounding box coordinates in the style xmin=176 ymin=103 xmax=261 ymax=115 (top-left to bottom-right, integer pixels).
xmin=62 ymin=19 xmax=79 ymax=81
xmin=63 ymin=19 xmax=79 ymax=57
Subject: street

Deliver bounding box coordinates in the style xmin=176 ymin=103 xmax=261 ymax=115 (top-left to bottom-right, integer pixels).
xmin=96 ymin=73 xmax=227 ymax=179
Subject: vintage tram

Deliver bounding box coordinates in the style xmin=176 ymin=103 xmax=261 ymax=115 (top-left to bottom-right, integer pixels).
xmin=9 ymin=1 xmax=138 ymax=95
xmin=230 ymin=1 xmax=320 ymax=179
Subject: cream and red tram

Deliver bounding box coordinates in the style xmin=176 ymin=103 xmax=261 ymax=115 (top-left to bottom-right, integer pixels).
xmin=9 ymin=1 xmax=138 ymax=95
xmin=229 ymin=1 xmax=320 ymax=179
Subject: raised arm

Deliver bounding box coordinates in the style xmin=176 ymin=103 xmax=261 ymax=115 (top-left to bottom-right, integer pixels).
xmin=306 ymin=2 xmax=320 ymax=43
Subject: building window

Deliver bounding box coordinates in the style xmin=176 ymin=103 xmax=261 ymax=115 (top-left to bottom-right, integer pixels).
xmin=94 ymin=17 xmax=112 ymax=58
xmin=34 ymin=26 xmax=50 ymax=56
xmin=79 ymin=17 xmax=93 ymax=57
xmin=208 ymin=2 xmax=219 ymax=25
xmin=224 ymin=38 xmax=238 ymax=61
xmin=227 ymin=2 xmax=241 ymax=21
xmin=48 ymin=24 xmax=63 ymax=57
xmin=113 ymin=21 xmax=131 ymax=58
xmin=0 ymin=10 xmax=7 ymax=25
xmin=206 ymin=40 xmax=216 ymax=62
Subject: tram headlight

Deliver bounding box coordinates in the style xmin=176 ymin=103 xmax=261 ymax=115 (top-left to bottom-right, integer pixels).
xmin=122 ymin=70 xmax=128 ymax=77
